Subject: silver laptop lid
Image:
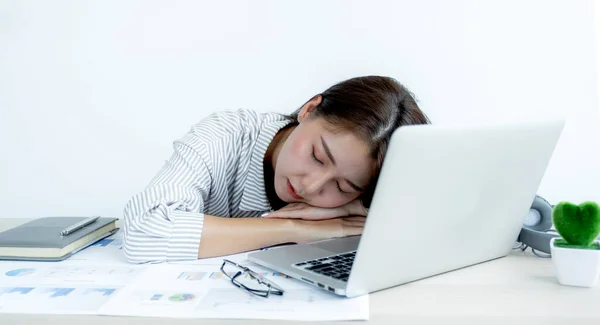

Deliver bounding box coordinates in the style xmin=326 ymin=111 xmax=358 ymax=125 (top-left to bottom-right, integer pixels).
xmin=345 ymin=119 xmax=564 ymax=297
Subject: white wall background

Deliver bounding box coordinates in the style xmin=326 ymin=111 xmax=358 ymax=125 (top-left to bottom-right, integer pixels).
xmin=0 ymin=0 xmax=598 ymax=219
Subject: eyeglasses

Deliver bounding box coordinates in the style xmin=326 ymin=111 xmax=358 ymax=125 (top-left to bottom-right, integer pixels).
xmin=220 ymin=259 xmax=285 ymax=298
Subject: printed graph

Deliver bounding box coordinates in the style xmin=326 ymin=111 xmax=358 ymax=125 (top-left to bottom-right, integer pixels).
xmin=139 ymin=292 xmax=197 ymax=304
xmin=168 ymin=293 xmax=195 ymax=302
xmin=0 ymin=287 xmax=35 ymax=296
xmin=83 ymin=288 xmax=116 ymax=296
xmin=208 ymin=272 xmax=230 ymax=280
xmin=5 ymin=268 xmax=36 ymax=277
xmin=42 ymin=266 xmax=136 ymax=278
xmin=0 ymin=287 xmax=117 ymax=298
xmin=39 ymin=288 xmax=75 ymax=298
xmin=177 ymin=272 xmax=207 ymax=281
xmin=0 ymin=286 xmax=122 ymax=314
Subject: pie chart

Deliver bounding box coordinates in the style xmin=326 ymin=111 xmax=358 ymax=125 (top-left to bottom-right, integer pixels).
xmin=5 ymin=268 xmax=36 ymax=277
xmin=168 ymin=293 xmax=195 ymax=302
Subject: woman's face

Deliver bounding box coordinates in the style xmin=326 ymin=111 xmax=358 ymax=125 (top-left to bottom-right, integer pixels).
xmin=272 ymin=97 xmax=374 ymax=208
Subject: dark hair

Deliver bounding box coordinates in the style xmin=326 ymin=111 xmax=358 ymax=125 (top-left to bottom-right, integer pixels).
xmin=288 ymin=75 xmax=431 ymax=208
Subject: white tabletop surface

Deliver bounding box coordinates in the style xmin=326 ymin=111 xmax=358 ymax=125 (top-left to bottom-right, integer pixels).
xmin=0 ymin=218 xmax=599 ymax=325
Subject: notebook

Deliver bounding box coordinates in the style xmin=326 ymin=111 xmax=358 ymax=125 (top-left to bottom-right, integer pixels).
xmin=0 ymin=216 xmax=119 ymax=261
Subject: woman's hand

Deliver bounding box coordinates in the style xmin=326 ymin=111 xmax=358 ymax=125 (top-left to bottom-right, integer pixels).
xmin=292 ymin=217 xmax=366 ymax=244
xmin=262 ymin=200 xmax=368 ymax=221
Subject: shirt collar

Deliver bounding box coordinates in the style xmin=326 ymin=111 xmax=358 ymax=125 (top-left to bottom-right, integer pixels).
xmin=238 ymin=117 xmax=294 ymax=212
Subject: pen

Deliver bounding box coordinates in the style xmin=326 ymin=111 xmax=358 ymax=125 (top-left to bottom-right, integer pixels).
xmin=60 ymin=216 xmax=100 ymax=236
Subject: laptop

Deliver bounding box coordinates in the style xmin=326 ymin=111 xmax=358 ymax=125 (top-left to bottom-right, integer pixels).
xmin=248 ymin=118 xmax=565 ymax=297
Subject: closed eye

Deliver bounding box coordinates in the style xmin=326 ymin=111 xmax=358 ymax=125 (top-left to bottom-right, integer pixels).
xmin=312 ymin=147 xmax=323 ymax=165
xmin=336 ymin=182 xmax=348 ymax=194
xmin=312 ymin=146 xmax=353 ymax=195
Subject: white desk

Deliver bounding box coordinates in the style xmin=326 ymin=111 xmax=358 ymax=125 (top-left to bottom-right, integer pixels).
xmin=1 ymin=218 xmax=599 ymax=325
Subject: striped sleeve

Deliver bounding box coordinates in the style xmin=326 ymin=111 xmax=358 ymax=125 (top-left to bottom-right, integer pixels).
xmin=122 ymin=140 xmax=211 ymax=264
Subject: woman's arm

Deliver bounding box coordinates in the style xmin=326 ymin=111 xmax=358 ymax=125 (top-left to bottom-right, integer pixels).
xmin=198 ymin=215 xmax=366 ymax=258
xmin=198 ymin=216 xmax=294 ymax=258
xmin=261 ymin=199 xmax=368 ymax=220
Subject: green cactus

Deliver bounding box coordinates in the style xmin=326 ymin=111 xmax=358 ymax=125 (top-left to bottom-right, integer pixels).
xmin=552 ymin=201 xmax=600 ymax=249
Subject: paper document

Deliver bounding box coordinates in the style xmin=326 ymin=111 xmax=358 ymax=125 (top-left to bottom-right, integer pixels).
xmin=100 ymin=262 xmax=369 ymax=321
xmin=0 ymin=231 xmax=369 ymax=320
xmin=0 ymin=261 xmax=145 ymax=314
xmin=0 ymin=262 xmax=143 ymax=286
xmin=65 ymin=231 xmax=129 ymax=265
xmin=0 ymin=285 xmax=121 ymax=314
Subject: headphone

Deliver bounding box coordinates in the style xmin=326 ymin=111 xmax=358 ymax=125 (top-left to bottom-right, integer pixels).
xmin=518 ymin=194 xmax=600 ymax=255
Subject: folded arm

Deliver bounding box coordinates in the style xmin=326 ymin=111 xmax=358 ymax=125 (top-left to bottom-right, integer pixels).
xmin=122 ymin=131 xmax=363 ymax=264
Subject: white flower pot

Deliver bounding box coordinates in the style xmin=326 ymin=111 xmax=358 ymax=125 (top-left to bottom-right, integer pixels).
xmin=550 ymin=237 xmax=600 ymax=288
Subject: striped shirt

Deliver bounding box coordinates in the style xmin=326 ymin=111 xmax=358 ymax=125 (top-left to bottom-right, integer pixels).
xmin=122 ymin=109 xmax=294 ymax=264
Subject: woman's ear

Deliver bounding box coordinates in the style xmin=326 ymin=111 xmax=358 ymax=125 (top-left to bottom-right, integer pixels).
xmin=298 ymin=95 xmax=322 ymax=122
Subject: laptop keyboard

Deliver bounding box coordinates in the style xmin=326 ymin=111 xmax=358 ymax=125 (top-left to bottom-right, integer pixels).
xmin=292 ymin=251 xmax=356 ymax=282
